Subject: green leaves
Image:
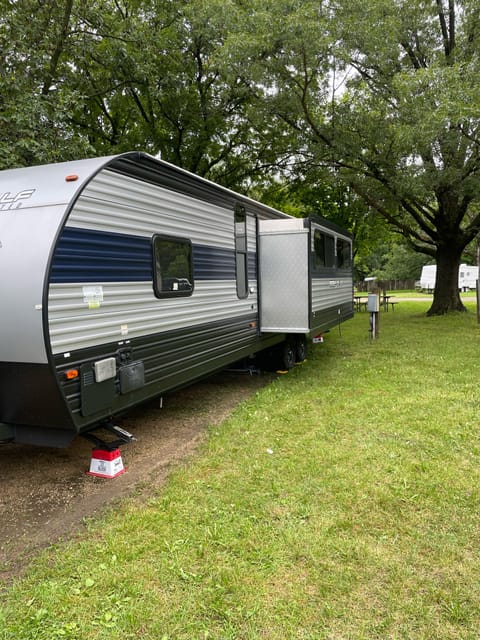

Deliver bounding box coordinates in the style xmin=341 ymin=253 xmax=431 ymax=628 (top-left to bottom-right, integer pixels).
xmin=2 ymin=0 xmax=480 ymax=310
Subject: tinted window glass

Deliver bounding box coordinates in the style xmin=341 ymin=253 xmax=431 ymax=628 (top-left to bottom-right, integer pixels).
xmin=235 ymin=205 xmax=248 ymax=298
xmin=336 ymin=238 xmax=352 ymax=269
xmin=153 ymin=235 xmax=193 ymax=298
xmin=314 ymin=230 xmax=335 ymax=268
xmin=325 ymin=234 xmax=335 ymax=267
xmin=313 ymin=230 xmax=326 ymax=268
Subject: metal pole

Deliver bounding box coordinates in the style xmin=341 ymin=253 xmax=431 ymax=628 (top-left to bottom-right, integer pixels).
xmin=477 ymin=279 xmax=480 ymax=324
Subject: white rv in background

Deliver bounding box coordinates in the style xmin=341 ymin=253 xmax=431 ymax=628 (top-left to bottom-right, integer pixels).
xmin=419 ymin=265 xmax=436 ymax=291
xmin=459 ymin=265 xmax=479 ymax=290
xmin=419 ymin=264 xmax=478 ymax=292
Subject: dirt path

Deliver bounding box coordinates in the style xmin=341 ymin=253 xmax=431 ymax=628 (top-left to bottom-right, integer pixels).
xmin=0 ymin=370 xmax=273 ymax=584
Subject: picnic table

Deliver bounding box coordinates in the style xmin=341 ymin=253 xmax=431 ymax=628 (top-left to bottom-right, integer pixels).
xmin=381 ymin=295 xmax=399 ymax=311
xmin=354 ymin=295 xmax=368 ymax=311
xmin=354 ymin=294 xmax=400 ymax=312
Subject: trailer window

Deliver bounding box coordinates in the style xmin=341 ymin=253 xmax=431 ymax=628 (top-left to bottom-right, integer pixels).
xmin=336 ymin=238 xmax=352 ymax=269
xmin=313 ymin=230 xmax=335 ymax=269
xmin=235 ymin=205 xmax=248 ymax=298
xmin=153 ymin=235 xmax=193 ymax=298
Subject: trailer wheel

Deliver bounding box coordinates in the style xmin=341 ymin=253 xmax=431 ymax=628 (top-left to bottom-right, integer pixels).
xmin=295 ymin=336 xmax=307 ymax=363
xmin=278 ymin=339 xmax=296 ymax=371
xmin=256 ymin=340 xmax=296 ymax=372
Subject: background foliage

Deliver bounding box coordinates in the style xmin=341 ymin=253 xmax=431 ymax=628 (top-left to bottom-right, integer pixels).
xmin=2 ymin=0 xmax=480 ymax=311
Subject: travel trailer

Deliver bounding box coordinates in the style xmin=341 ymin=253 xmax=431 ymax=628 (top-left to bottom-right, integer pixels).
xmin=0 ymin=152 xmax=353 ymax=447
xmin=419 ymin=264 xmax=478 ymax=292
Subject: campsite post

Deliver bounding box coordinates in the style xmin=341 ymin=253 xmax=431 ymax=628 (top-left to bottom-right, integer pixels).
xmin=368 ymin=291 xmax=380 ymax=339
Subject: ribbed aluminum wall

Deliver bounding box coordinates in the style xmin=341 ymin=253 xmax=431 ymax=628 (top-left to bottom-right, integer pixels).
xmin=47 ymin=169 xmax=258 ymax=355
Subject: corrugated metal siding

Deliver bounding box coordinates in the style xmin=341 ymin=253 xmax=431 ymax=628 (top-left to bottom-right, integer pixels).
xmin=51 ymin=227 xmax=153 ymax=283
xmin=51 ymin=227 xmax=238 ymax=283
xmin=67 ymin=170 xmax=233 ymax=247
xmin=48 ymin=281 xmax=257 ymax=353
xmin=311 ymin=277 xmax=353 ymax=311
xmin=56 ymin=313 xmax=266 ymax=428
xmin=48 ymin=167 xmax=260 ymax=355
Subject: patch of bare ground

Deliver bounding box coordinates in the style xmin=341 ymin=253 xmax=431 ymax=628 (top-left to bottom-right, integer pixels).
xmin=0 ymin=370 xmax=273 ymax=584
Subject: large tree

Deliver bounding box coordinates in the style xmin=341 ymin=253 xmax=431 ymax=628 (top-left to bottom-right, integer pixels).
xmin=0 ymin=0 xmax=273 ymax=187
xmin=0 ymin=0 xmax=93 ymax=168
xmin=233 ymin=0 xmax=480 ymax=314
xmin=335 ymin=0 xmax=480 ymax=315
xmin=55 ymin=0 xmax=275 ymax=187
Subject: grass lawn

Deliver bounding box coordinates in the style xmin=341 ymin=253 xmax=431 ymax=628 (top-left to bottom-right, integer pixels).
xmin=2 ymin=301 xmax=480 ymax=639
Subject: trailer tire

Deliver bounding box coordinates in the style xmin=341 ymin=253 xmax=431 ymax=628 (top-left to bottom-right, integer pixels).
xmin=277 ymin=339 xmax=296 ymax=371
xmin=295 ymin=336 xmax=307 ymax=363
xmin=255 ymin=340 xmax=296 ymax=372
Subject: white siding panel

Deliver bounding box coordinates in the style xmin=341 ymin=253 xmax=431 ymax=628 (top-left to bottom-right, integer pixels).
xmin=48 ymin=168 xmax=263 ymax=353
xmin=48 ymin=280 xmax=258 ymax=353
xmin=68 ymin=170 xmax=234 ymax=249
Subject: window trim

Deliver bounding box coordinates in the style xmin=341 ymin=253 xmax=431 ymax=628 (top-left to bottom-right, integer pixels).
xmin=152 ymin=234 xmax=194 ymax=299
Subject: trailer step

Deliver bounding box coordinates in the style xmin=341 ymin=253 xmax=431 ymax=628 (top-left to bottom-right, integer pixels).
xmin=81 ymin=422 xmax=136 ymax=450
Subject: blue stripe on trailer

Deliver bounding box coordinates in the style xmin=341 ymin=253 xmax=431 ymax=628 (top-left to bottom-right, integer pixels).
xmin=192 ymin=244 xmax=235 ymax=280
xmin=50 ymin=227 xmax=253 ymax=283
xmin=50 ymin=227 xmax=152 ymax=282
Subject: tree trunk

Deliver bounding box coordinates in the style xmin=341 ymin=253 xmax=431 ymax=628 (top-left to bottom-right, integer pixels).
xmin=427 ymin=247 xmax=466 ymax=315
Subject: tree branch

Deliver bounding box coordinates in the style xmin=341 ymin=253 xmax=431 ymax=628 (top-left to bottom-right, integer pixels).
xmin=41 ymin=0 xmax=74 ymax=95
xmin=436 ymin=0 xmax=455 ymax=59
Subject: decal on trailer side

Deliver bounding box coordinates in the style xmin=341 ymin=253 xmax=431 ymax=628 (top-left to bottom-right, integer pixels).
xmin=0 ymin=189 xmax=36 ymax=211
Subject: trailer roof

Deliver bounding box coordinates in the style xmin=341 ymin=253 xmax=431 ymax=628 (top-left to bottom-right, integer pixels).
xmin=109 ymin=153 xmax=290 ymax=220
xmin=0 ymin=152 xmax=290 ymax=220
